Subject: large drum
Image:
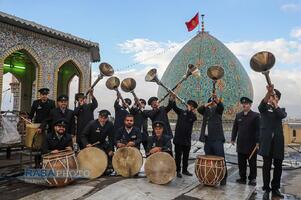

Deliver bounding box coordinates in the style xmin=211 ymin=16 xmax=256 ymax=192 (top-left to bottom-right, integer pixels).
xmin=112 ymin=147 xmax=143 ymax=177
xmin=25 ymin=123 xmax=42 ymax=149
xmin=144 ymin=152 xmax=176 ymax=185
xmin=195 ymin=155 xmax=226 ymax=186
xmin=42 ymin=150 xmax=78 ymax=187
xmin=77 ymin=147 xmax=108 ymax=179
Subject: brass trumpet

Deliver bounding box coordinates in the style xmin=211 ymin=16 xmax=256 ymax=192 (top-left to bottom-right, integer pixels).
xmin=106 ymin=76 xmax=126 ymax=105
xmin=121 ymin=78 xmax=139 ymax=101
xmin=159 ymin=64 xmax=200 ymax=103
xmin=250 ymin=51 xmax=275 ymax=86
xmin=145 ymin=68 xmax=187 ymax=106
xmin=86 ymin=62 xmax=114 ymax=95
xmin=207 ymin=65 xmax=224 ymax=99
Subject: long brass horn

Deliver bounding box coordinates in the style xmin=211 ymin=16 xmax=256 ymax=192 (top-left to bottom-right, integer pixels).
xmin=250 ymin=51 xmax=275 ymax=86
xmin=207 ymin=65 xmax=224 ymax=95
xmin=121 ymin=78 xmax=139 ymax=101
xmin=106 ymin=76 xmax=126 ymax=105
xmin=86 ymin=62 xmax=114 ymax=95
xmin=159 ymin=64 xmax=200 ymax=103
xmin=145 ymin=68 xmax=187 ymax=106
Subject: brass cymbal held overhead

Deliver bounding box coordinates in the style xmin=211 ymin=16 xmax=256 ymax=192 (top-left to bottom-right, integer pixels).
xmin=121 ymin=78 xmax=139 ymax=102
xmin=106 ymin=76 xmax=126 ymax=105
xmin=145 ymin=68 xmax=187 ymax=106
xmin=159 ymin=64 xmax=200 ymax=103
xmin=250 ymin=51 xmax=275 ymax=86
xmin=86 ymin=62 xmax=114 ymax=95
xmin=207 ymin=65 xmax=224 ymax=96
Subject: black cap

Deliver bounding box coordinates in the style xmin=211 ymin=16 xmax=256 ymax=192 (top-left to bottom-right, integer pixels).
xmin=152 ymin=121 xmax=165 ymax=128
xmin=57 ymin=94 xmax=69 ymax=101
xmin=75 ymin=93 xmax=86 ymax=101
xmin=148 ymin=97 xmax=158 ymax=105
xmin=38 ymin=88 xmax=50 ymax=95
xmin=124 ymin=98 xmax=132 ymax=106
xmin=53 ymin=118 xmax=68 ymax=127
xmin=98 ymin=109 xmax=111 ymax=117
xmin=139 ymin=98 xmax=146 ymax=105
xmin=274 ymin=89 xmax=281 ymax=100
xmin=240 ymin=97 xmax=253 ymax=104
xmin=187 ymin=100 xmax=198 ymax=108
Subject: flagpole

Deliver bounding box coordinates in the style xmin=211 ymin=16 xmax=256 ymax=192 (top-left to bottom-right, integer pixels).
xmin=197 ymin=12 xmax=200 ymax=33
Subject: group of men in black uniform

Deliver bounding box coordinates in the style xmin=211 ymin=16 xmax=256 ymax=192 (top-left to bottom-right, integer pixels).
xmin=29 ymin=83 xmax=286 ymax=199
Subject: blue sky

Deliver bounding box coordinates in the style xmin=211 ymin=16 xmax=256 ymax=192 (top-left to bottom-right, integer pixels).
xmin=1 ymin=0 xmax=300 ymax=71
xmin=1 ymin=0 xmax=301 ymax=117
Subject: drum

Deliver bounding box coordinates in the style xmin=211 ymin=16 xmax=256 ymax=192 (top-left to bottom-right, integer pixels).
xmin=112 ymin=147 xmax=143 ymax=177
xmin=42 ymin=150 xmax=78 ymax=187
xmin=144 ymin=152 xmax=176 ymax=185
xmin=25 ymin=123 xmax=42 ymax=149
xmin=195 ymin=155 xmax=226 ymax=186
xmin=77 ymin=147 xmax=108 ymax=179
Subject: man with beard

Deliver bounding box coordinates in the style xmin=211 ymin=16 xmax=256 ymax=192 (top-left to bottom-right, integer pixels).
xmin=115 ymin=114 xmax=141 ymax=149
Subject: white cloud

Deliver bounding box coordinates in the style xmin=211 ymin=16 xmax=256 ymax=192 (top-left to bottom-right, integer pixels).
xmin=291 ymin=27 xmax=301 ymax=39
xmin=281 ymin=3 xmax=301 ymax=12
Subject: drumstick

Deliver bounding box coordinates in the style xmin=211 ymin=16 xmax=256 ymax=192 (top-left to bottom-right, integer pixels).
xmin=19 ymin=115 xmax=32 ymax=124
xmin=248 ymin=145 xmax=259 ymax=160
xmin=91 ymin=141 xmax=100 ymax=147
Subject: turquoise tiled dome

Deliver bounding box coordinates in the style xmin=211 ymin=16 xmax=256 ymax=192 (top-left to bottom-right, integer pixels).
xmin=158 ymin=31 xmax=253 ymax=119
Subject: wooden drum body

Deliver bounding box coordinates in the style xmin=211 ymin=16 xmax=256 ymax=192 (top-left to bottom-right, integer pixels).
xmin=144 ymin=152 xmax=176 ymax=185
xmin=77 ymin=147 xmax=108 ymax=179
xmin=195 ymin=155 xmax=226 ymax=186
xmin=25 ymin=123 xmax=42 ymax=149
xmin=112 ymin=147 xmax=143 ymax=177
xmin=42 ymin=150 xmax=78 ymax=187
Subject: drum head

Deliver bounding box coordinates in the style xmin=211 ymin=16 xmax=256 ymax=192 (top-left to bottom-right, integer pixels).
xmin=112 ymin=147 xmax=143 ymax=177
xmin=77 ymin=147 xmax=108 ymax=179
xmin=144 ymin=152 xmax=176 ymax=185
xmin=197 ymin=155 xmax=224 ymax=161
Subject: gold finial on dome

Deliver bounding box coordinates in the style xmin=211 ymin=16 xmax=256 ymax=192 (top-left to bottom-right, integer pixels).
xmin=201 ymin=14 xmax=205 ymax=32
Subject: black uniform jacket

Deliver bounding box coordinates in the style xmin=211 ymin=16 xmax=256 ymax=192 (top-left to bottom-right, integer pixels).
xmin=42 ymin=131 xmax=72 ymax=154
xmin=41 ymin=108 xmax=75 ymax=135
xmin=114 ymin=100 xmax=129 ymax=131
xmin=29 ymin=99 xmax=56 ymax=123
xmin=258 ymin=100 xmax=287 ymax=160
xmin=143 ymin=100 xmax=173 ymax=139
xmin=74 ymin=97 xmax=98 ymax=135
xmin=115 ymin=126 xmax=142 ymax=148
xmin=198 ymin=102 xmax=225 ymax=142
xmin=172 ymin=102 xmax=197 ymax=146
xmin=231 ymin=110 xmax=260 ymax=154
xmin=130 ymin=106 xmax=148 ymax=141
xmin=147 ymin=134 xmax=172 ymax=154
xmin=81 ymin=119 xmax=114 ymax=151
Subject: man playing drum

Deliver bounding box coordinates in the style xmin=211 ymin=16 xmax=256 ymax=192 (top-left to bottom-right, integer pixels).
xmin=259 ymin=85 xmax=287 ymax=200
xmin=146 ymin=121 xmax=172 ymax=156
xmin=171 ymin=96 xmax=198 ymax=178
xmin=130 ymin=98 xmax=148 ymax=153
xmin=144 ymin=97 xmax=173 ymax=140
xmin=74 ymin=90 xmax=98 ymax=149
xmin=231 ymin=97 xmax=260 ymax=186
xmin=81 ymin=110 xmax=114 ymax=159
xmin=115 ymin=114 xmax=141 ymax=149
xmin=42 ymin=119 xmax=72 ymax=154
xmin=197 ymin=93 xmax=227 ymax=185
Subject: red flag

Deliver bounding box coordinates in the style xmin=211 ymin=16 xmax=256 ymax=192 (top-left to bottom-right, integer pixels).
xmin=185 ymin=13 xmax=199 ymax=32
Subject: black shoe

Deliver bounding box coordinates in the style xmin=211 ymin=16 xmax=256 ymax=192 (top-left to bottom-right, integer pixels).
xmin=262 ymin=191 xmax=269 ymax=200
xmin=236 ymin=178 xmax=247 ymax=184
xmin=272 ymin=189 xmax=284 ymax=198
xmin=220 ymin=179 xmax=227 ymax=186
xmin=182 ymin=171 xmax=193 ymax=176
xmin=177 ymin=172 xmax=182 ymax=178
xmin=248 ymin=179 xmax=256 ymax=186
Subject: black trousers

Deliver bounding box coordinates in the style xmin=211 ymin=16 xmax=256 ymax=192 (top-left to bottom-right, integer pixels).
xmin=262 ymin=156 xmax=283 ymax=191
xmin=140 ymin=140 xmax=148 ymax=153
xmin=174 ymin=144 xmax=191 ymax=172
xmin=204 ymin=139 xmax=227 ymax=182
xmin=238 ymin=152 xmax=257 ymax=180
